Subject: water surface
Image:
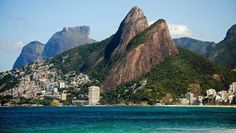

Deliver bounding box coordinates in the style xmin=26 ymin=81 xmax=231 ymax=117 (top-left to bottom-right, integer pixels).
xmin=0 ymin=106 xmax=236 ymax=133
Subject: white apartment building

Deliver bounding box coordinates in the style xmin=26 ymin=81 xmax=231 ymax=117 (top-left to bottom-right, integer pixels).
xmin=88 ymin=86 xmax=100 ymax=105
xmin=186 ymin=92 xmax=194 ymax=105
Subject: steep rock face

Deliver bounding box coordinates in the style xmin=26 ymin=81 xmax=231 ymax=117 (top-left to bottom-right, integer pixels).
xmin=104 ymin=19 xmax=179 ymax=90
xmin=43 ymin=26 xmax=95 ymax=58
xmin=174 ymin=37 xmax=216 ymax=58
xmin=213 ymin=24 xmax=236 ymax=69
xmin=13 ymin=41 xmax=44 ymax=69
xmin=104 ymin=6 xmax=148 ymax=60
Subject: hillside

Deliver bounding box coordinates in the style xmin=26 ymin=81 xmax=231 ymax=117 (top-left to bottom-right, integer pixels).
xmin=212 ymin=24 xmax=236 ymax=69
xmin=47 ymin=36 xmax=111 ymax=75
xmin=174 ymin=37 xmax=216 ymax=58
xmin=101 ymin=48 xmax=236 ymax=104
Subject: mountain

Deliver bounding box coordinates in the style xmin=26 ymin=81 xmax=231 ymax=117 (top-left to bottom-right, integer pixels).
xmin=43 ymin=26 xmax=95 ymax=58
xmin=1 ymin=6 xmax=236 ymax=105
xmin=101 ymin=48 xmax=236 ymax=104
xmin=13 ymin=26 xmax=96 ymax=69
xmin=173 ymin=37 xmax=216 ymax=58
xmin=212 ymin=24 xmax=236 ymax=69
xmin=13 ymin=41 xmax=44 ymax=69
xmin=104 ymin=6 xmax=148 ymax=61
xmin=104 ymin=19 xmax=179 ymax=90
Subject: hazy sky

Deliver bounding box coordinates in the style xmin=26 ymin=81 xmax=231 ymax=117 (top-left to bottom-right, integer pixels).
xmin=0 ymin=0 xmax=236 ymax=72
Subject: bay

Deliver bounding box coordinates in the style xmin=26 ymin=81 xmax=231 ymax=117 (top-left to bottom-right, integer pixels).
xmin=0 ymin=106 xmax=236 ymax=133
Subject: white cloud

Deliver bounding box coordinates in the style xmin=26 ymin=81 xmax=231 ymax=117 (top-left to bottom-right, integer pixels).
xmin=0 ymin=41 xmax=25 ymax=53
xmin=148 ymin=20 xmax=199 ymax=37
xmin=168 ymin=23 xmax=196 ymax=37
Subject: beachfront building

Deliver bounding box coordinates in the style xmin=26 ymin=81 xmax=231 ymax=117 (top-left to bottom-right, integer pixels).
xmin=228 ymin=94 xmax=235 ymax=104
xmin=217 ymin=90 xmax=228 ymax=103
xmin=88 ymin=86 xmax=100 ymax=105
xmin=206 ymin=89 xmax=216 ymax=104
xmin=186 ymin=92 xmax=194 ymax=105
xmin=215 ymin=95 xmax=221 ymax=104
xmin=206 ymin=89 xmax=216 ymax=97
xmin=198 ymin=96 xmax=203 ymax=105
xmin=229 ymin=82 xmax=236 ymax=94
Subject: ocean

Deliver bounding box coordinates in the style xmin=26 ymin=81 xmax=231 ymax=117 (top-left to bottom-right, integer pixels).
xmin=0 ymin=106 xmax=236 ymax=133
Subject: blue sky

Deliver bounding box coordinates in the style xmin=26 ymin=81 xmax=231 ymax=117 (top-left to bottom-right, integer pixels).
xmin=0 ymin=0 xmax=236 ymax=72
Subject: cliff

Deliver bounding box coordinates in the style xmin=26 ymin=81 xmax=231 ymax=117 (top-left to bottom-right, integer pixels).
xmin=104 ymin=19 xmax=178 ymax=90
xmin=13 ymin=41 xmax=44 ymax=69
xmin=43 ymin=26 xmax=95 ymax=58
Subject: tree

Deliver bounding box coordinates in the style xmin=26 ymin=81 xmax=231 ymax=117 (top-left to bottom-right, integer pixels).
xmin=188 ymin=83 xmax=201 ymax=97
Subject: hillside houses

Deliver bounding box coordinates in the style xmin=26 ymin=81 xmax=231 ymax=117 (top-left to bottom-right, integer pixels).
xmin=0 ymin=61 xmax=93 ymax=103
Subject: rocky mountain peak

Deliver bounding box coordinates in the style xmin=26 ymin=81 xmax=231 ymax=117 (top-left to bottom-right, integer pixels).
xmin=43 ymin=25 xmax=95 ymax=58
xmin=104 ymin=19 xmax=179 ymax=90
xmin=63 ymin=26 xmax=90 ymax=35
xmin=104 ymin=6 xmax=148 ymax=61
xmin=225 ymin=24 xmax=236 ymax=40
xmin=13 ymin=41 xmax=44 ymax=69
xmin=123 ymin=6 xmax=145 ymax=24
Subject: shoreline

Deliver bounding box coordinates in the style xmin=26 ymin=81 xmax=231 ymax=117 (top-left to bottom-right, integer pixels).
xmin=1 ymin=104 xmax=236 ymax=108
xmin=159 ymin=104 xmax=236 ymax=108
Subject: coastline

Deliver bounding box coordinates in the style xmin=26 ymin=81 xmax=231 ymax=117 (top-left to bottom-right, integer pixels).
xmin=1 ymin=104 xmax=236 ymax=108
xmin=159 ymin=104 xmax=236 ymax=108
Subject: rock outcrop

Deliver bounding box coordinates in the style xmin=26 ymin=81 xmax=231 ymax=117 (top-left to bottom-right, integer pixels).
xmin=13 ymin=41 xmax=44 ymax=69
xmin=13 ymin=26 xmax=96 ymax=69
xmin=43 ymin=26 xmax=95 ymax=58
xmin=104 ymin=19 xmax=179 ymax=90
xmin=212 ymin=24 xmax=236 ymax=69
xmin=104 ymin=6 xmax=148 ymax=61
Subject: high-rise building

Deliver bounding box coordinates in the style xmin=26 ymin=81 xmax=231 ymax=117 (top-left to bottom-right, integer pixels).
xmin=88 ymin=86 xmax=100 ymax=105
xmin=186 ymin=92 xmax=194 ymax=105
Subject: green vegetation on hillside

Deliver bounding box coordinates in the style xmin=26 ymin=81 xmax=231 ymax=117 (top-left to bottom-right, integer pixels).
xmin=101 ymin=48 xmax=236 ymax=105
xmin=48 ymin=36 xmax=112 ymax=74
xmin=0 ymin=74 xmax=19 ymax=93
xmin=126 ymin=19 xmax=165 ymax=51
xmin=212 ymin=24 xmax=236 ymax=69
xmin=213 ymin=39 xmax=236 ymax=69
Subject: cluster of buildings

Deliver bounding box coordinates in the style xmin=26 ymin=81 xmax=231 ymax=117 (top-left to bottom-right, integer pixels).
xmin=0 ymin=61 xmax=101 ymax=106
xmin=184 ymin=82 xmax=236 ymax=105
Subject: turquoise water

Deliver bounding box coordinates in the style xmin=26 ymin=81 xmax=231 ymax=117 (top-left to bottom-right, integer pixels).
xmin=0 ymin=106 xmax=236 ymax=133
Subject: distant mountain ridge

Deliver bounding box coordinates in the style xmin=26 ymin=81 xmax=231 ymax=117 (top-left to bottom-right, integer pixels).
xmin=173 ymin=37 xmax=216 ymax=58
xmin=13 ymin=26 xmax=95 ymax=69
xmin=43 ymin=26 xmax=95 ymax=58
xmin=173 ymin=30 xmax=236 ymax=70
